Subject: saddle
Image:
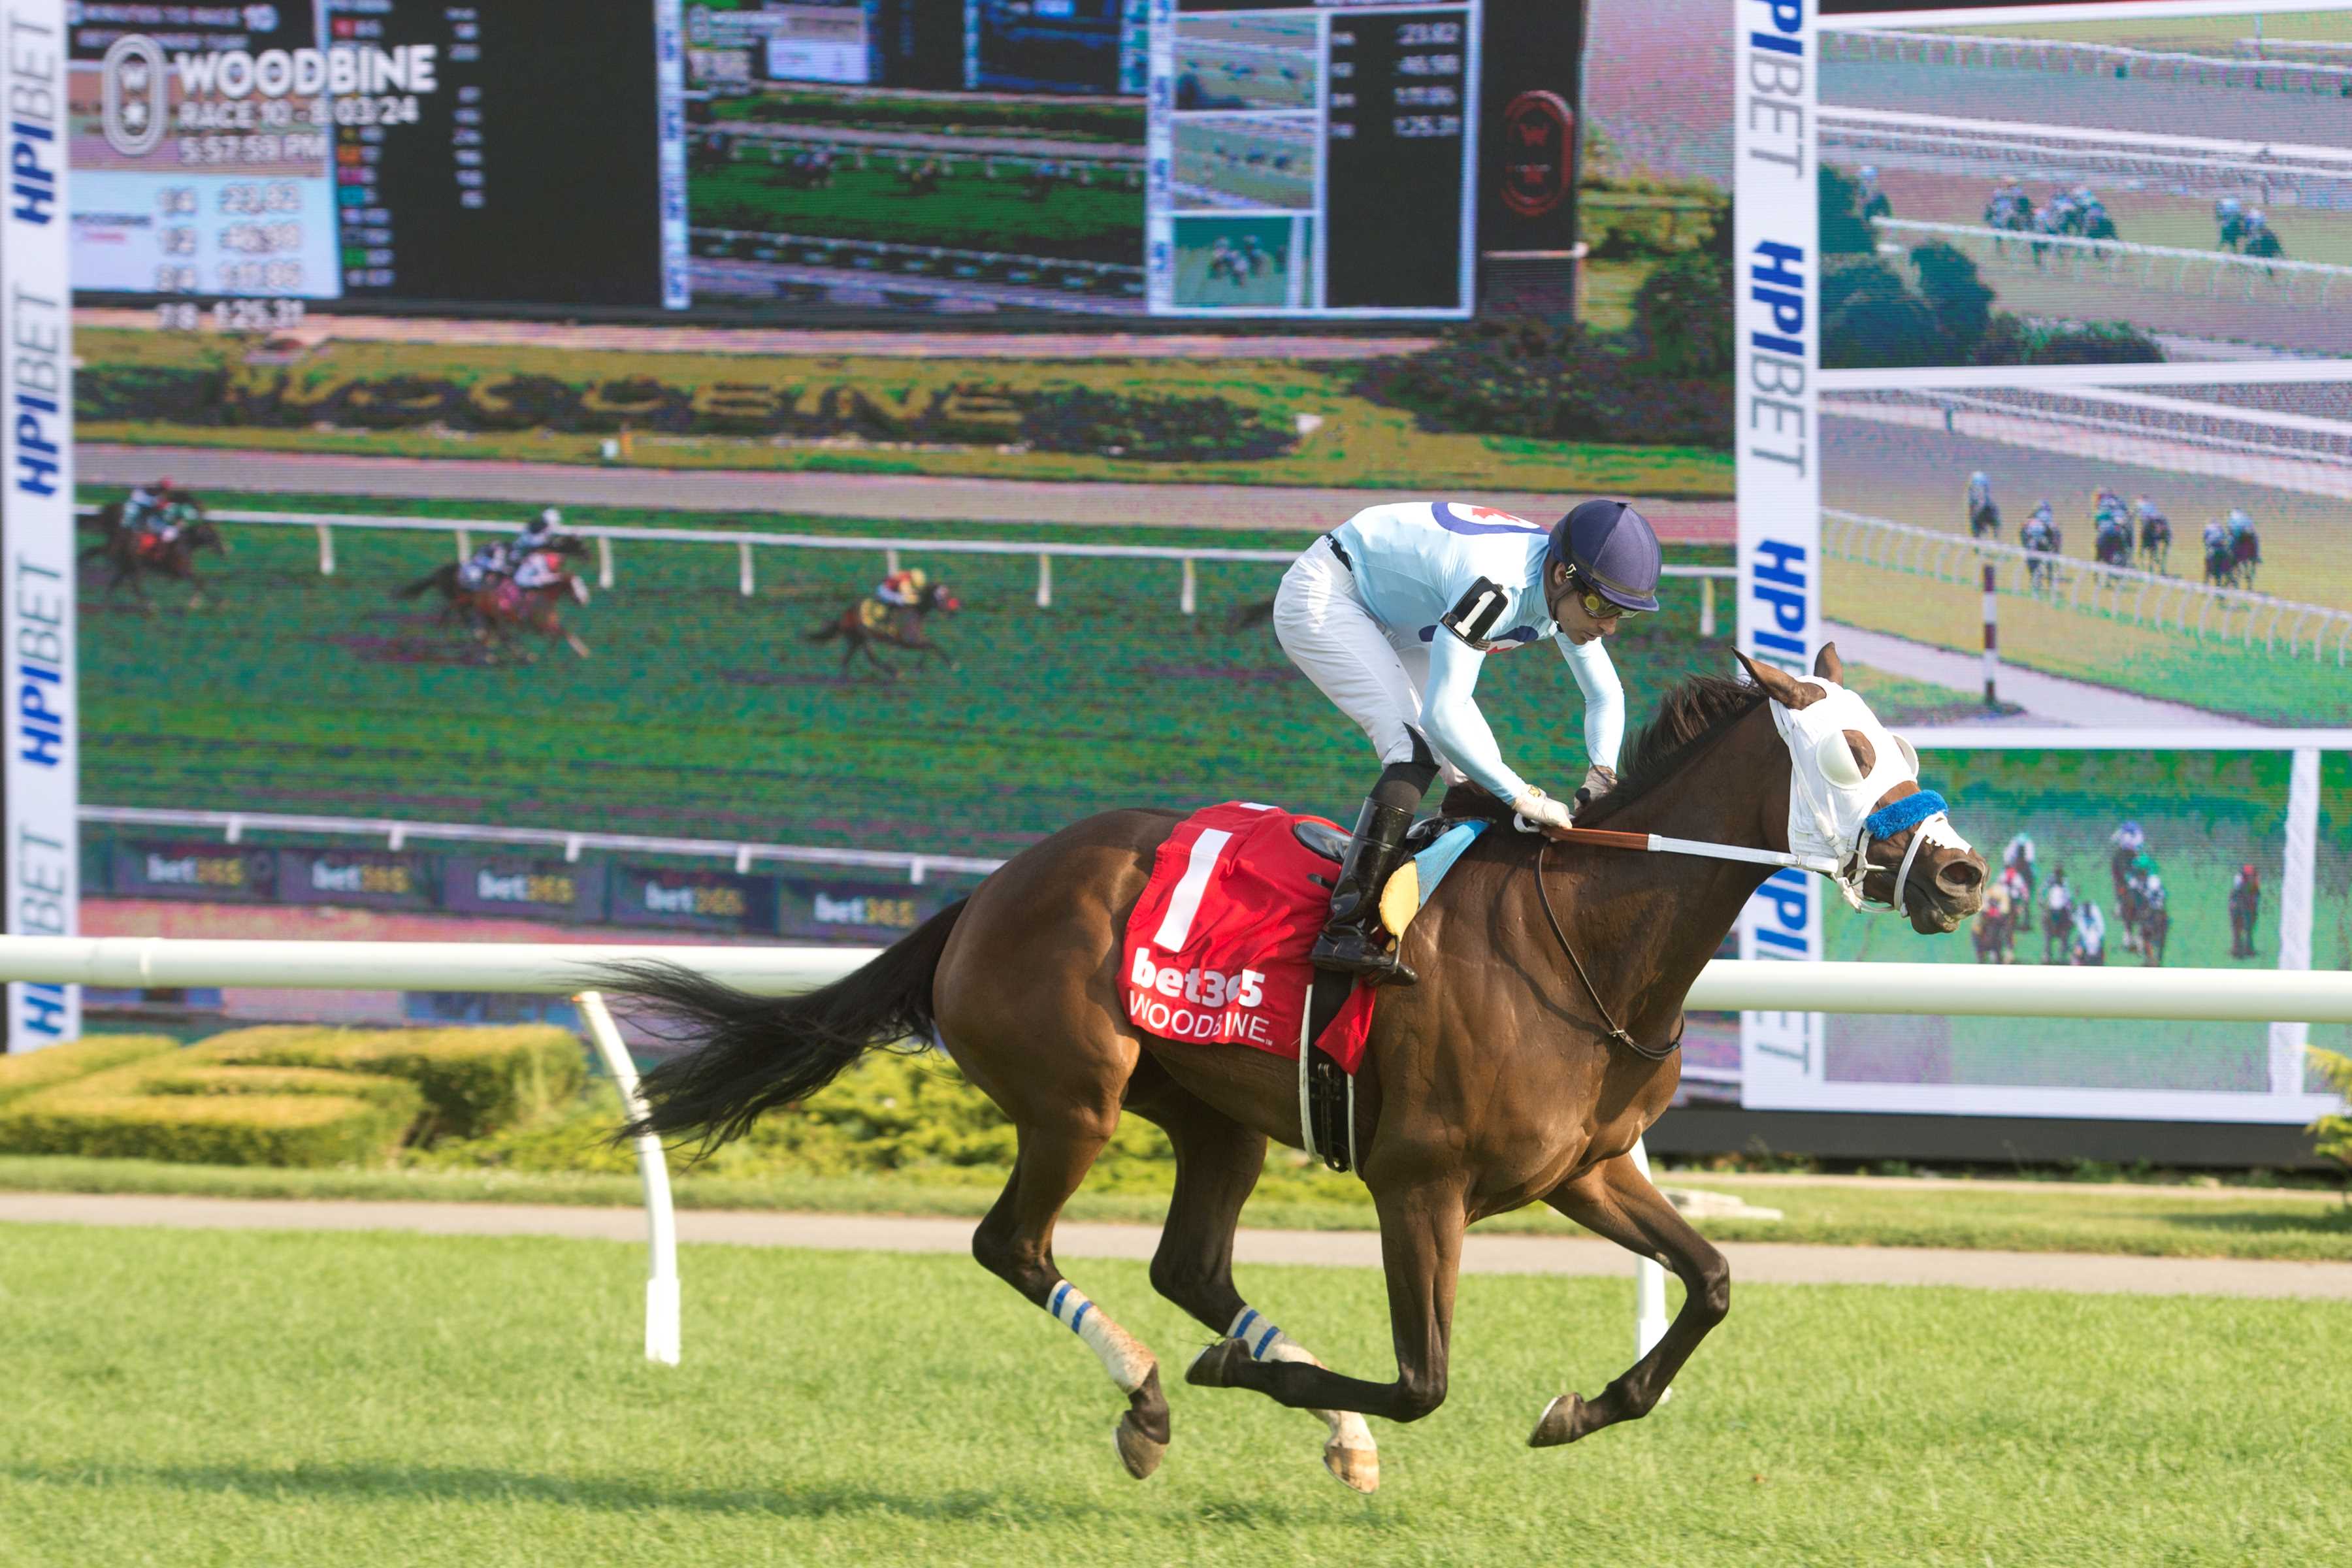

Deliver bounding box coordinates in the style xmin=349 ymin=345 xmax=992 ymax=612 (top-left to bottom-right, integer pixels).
xmin=1288 ymin=811 xmax=1490 ymax=1172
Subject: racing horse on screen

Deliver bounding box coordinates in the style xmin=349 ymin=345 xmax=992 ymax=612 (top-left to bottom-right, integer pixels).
xmin=600 ymin=647 xmax=1983 ymax=1492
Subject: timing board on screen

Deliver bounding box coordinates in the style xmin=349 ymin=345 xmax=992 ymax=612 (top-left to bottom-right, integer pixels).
xmin=67 ymin=0 xmax=687 ymax=311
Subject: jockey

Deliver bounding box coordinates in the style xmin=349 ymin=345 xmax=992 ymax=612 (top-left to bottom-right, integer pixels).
xmin=1967 ymin=471 xmax=1993 ymax=515
xmin=125 ymin=479 xmax=181 ymax=542
xmin=2225 ymin=507 xmax=2254 ymax=544
xmin=1275 ymin=498 xmax=1657 ymax=984
xmin=2203 ymin=518 xmax=2228 ymax=551
xmin=2044 ymin=869 xmax=2072 ymax=919
xmin=508 ymin=506 xmax=563 ymax=563
xmin=2134 ymin=495 xmax=2164 ymax=527
xmin=875 ymin=566 xmax=929 ymax=607
xmin=2074 ymin=900 xmax=2106 ymax=964
xmin=510 ymin=542 xmax=564 ymax=591
xmin=2111 ymin=820 xmax=2145 ymax=853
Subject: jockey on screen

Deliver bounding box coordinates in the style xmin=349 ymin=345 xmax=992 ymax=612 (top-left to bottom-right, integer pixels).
xmin=1274 ymin=498 xmax=1658 ymax=985
xmin=875 ymin=566 xmax=929 ymax=607
xmin=1966 ymin=470 xmax=1993 ymax=515
xmin=125 ymin=479 xmax=182 ymax=544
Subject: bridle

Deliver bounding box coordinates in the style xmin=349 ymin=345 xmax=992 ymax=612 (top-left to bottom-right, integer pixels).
xmin=1521 ymin=713 xmax=1957 ymax=1060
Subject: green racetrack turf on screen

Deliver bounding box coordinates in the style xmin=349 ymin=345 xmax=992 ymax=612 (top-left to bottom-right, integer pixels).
xmin=76 ymin=495 xmax=1734 ymax=859
xmin=3 ymin=1226 xmax=2347 ymax=1567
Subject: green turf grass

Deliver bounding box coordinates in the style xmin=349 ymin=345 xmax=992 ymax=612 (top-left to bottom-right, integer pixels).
xmin=2 ymin=1226 xmax=2347 ymax=1566
xmin=76 ymin=493 xmax=1736 ymax=857
xmin=689 ymin=156 xmax=1142 ymax=264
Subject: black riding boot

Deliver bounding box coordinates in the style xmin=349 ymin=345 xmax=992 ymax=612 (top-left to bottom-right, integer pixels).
xmin=1311 ymin=798 xmax=1419 ymax=987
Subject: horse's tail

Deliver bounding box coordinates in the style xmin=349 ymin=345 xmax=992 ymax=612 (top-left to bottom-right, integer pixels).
xmin=806 ymin=619 xmax=842 ymax=643
xmin=1226 ymin=596 xmax=1276 ymax=631
xmin=603 ymin=898 xmax=968 ymax=1151
xmin=395 ymin=564 xmax=455 ymax=600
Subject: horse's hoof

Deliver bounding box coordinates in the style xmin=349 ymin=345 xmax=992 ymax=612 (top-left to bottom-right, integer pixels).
xmin=1324 ymin=1439 xmax=1380 ymax=1493
xmin=1527 ymin=1392 xmax=1591 ymax=1448
xmin=1114 ymin=1413 xmax=1167 ymax=1480
xmin=1185 ymin=1337 xmax=1250 ymax=1390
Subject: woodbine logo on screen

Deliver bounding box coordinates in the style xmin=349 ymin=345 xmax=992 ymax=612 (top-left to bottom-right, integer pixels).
xmin=101 ymin=33 xmax=439 ymax=155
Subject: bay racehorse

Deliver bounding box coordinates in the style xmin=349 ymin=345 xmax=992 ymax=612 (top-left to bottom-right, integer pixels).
xmin=808 ymin=581 xmax=961 ymax=679
xmin=602 ymin=646 xmax=1984 ymax=1490
xmin=82 ymin=497 xmax=225 ymax=609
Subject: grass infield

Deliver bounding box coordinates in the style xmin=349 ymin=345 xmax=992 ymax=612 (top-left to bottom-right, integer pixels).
xmin=1 ymin=1226 xmax=2345 ymax=1566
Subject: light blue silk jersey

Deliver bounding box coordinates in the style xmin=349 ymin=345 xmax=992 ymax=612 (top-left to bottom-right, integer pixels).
xmin=1328 ymin=500 xmax=1625 ymax=804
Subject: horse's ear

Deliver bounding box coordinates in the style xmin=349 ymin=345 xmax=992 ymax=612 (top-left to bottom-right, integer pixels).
xmin=1812 ymin=642 xmax=1845 ymax=683
xmin=1735 ymin=649 xmax=1819 ymax=709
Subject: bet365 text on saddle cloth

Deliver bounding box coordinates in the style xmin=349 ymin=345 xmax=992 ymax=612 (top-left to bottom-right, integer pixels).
xmin=1120 ymin=803 xmax=1375 ymax=1072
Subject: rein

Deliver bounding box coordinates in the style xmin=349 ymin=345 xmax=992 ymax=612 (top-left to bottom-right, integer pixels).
xmin=1533 ymin=836 xmax=1686 ymax=1062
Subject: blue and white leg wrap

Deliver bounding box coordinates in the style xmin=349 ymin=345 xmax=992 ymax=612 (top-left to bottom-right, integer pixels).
xmin=1229 ymin=1304 xmax=1377 ymax=1453
xmin=1229 ymin=1307 xmax=1292 ymax=1361
xmin=1048 ymin=1281 xmax=1154 ymax=1393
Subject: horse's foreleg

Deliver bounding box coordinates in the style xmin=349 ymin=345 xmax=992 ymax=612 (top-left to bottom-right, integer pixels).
xmin=1188 ymin=1175 xmax=1462 ymax=1428
xmin=1529 ymin=1152 xmax=1729 ymax=1448
xmin=972 ymin=1119 xmax=1170 ymax=1480
xmin=564 ymin=631 xmax=591 ymax=659
xmin=1137 ymin=1090 xmax=1379 ymax=1492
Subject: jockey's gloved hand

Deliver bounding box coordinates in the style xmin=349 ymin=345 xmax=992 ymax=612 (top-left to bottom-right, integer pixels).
xmin=1511 ymin=789 xmax=1575 ymax=834
xmin=1574 ymin=764 xmax=1618 ymax=811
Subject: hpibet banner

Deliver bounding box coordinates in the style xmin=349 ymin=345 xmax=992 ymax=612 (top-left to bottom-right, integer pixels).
xmin=3 ymin=0 xmax=80 ymax=1049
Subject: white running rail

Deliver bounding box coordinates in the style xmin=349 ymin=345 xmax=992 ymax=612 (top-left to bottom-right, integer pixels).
xmin=1825 ymin=27 xmax=2352 ymax=93
xmin=1870 ymin=218 xmax=2352 ymax=308
xmin=83 ymin=803 xmax=1004 ymax=886
xmin=1822 ymin=508 xmax=2352 ymax=665
xmin=74 ymin=504 xmax=1737 ymax=623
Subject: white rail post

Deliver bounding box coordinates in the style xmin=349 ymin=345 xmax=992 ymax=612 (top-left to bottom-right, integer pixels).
xmin=454 ymin=528 xmax=470 ymax=564
xmin=1036 ymin=553 xmax=1053 ymax=609
xmin=1180 ymin=556 xmax=1198 ymax=616
xmin=314 ymin=523 xmax=336 ymax=577
xmin=576 ymin=990 xmax=681 ymax=1366
xmin=884 ymin=546 xmax=901 ymax=577
xmin=598 ymin=535 xmax=615 ymax=590
xmin=1629 ymin=1136 xmax=1671 ymax=1396
xmin=738 ymin=541 xmax=755 ymax=598
xmin=1699 ymin=576 xmax=1716 ymax=638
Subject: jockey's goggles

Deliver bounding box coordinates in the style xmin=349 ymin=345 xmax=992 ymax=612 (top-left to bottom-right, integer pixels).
xmin=1565 ymin=568 xmax=1646 ymax=622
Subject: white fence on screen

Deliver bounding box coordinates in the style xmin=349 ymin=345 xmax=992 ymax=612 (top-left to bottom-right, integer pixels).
xmin=1816 ymin=105 xmax=2352 ymax=201
xmin=74 ymin=504 xmax=1739 ymax=630
xmin=1868 ymin=218 xmax=2352 ymax=308
xmin=1821 ymin=508 xmax=2352 ymax=664
xmin=8 ymin=936 xmax=2352 ymax=1367
xmin=1824 ymin=27 xmax=2352 ymax=94
xmin=84 ymin=803 xmax=1004 ymax=887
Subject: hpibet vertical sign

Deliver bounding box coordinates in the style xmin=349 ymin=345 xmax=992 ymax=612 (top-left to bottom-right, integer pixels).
xmin=1735 ymin=0 xmax=1818 ymax=1103
xmin=3 ymin=0 xmax=78 ymax=1049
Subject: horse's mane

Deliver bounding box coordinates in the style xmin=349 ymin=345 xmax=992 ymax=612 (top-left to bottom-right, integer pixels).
xmin=1573 ymin=674 xmax=1765 ymax=827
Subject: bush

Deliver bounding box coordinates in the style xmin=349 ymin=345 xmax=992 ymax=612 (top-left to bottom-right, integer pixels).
xmin=0 ymin=1054 xmax=422 ymax=1168
xmin=196 ymin=1024 xmax=585 ymax=1141
xmin=1821 ymin=258 xmax=1945 ymax=369
xmin=1015 ymin=387 xmax=1297 ymax=462
xmin=2308 ymin=1047 xmax=2352 ymax=1174
xmin=1911 ymin=242 xmax=1995 ymax=360
xmin=1351 ymin=318 xmax=1729 ymax=448
xmin=0 ymin=1036 xmax=178 ymax=1108
xmin=1974 ymin=315 xmax=2165 ymax=367
xmin=0 ymin=1024 xmax=584 ymax=1167
xmin=1820 ymin=165 xmax=1876 ymax=256
xmin=1633 ymin=250 xmax=1734 ymax=376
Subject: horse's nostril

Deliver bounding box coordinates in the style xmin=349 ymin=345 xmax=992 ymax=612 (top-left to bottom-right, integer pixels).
xmin=1940 ymin=858 xmax=1984 ymax=891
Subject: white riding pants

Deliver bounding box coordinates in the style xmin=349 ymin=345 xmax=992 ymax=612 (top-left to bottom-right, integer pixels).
xmin=1271 ymin=542 xmax=1468 ymax=789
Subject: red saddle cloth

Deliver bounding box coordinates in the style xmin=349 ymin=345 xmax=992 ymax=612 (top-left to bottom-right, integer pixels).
xmin=1121 ymin=802 xmax=1376 ymax=1073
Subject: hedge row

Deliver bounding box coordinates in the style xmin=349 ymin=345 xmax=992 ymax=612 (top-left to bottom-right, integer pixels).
xmin=77 ymin=368 xmax=1298 ymax=461
xmin=0 ymin=1025 xmax=584 ymax=1168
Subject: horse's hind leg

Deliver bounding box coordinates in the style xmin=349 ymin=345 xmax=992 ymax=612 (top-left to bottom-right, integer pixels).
xmin=1529 ymin=1152 xmax=1728 ymax=1448
xmin=970 ymin=1113 xmax=1171 ymax=1479
xmin=1131 ymin=1075 xmax=1380 ymax=1492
